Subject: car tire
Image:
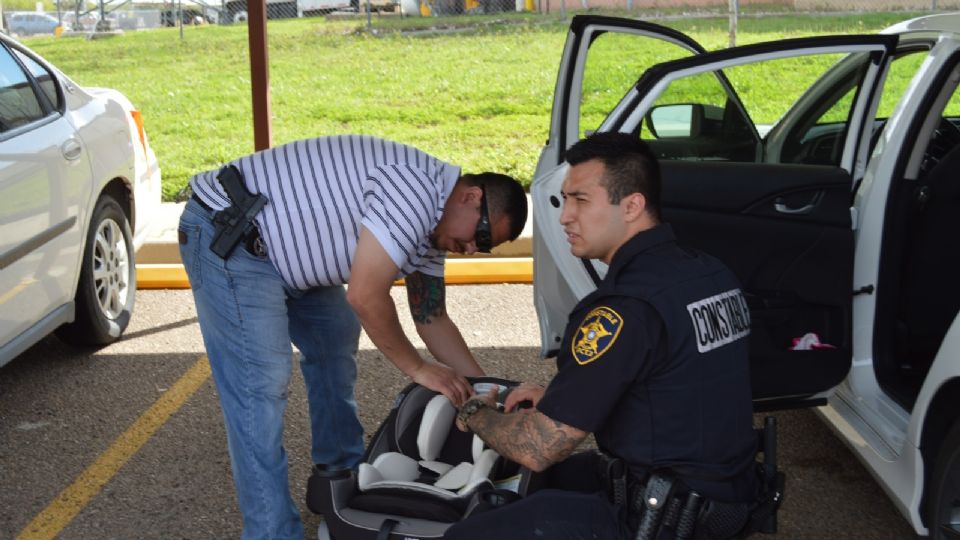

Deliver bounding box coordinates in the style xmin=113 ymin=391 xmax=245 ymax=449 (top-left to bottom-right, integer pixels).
xmin=55 ymin=195 xmax=136 ymax=346
xmin=929 ymin=419 xmax=960 ymax=539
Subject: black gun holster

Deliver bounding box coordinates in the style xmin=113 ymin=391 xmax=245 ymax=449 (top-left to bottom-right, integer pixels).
xmin=596 ymin=454 xmax=685 ymax=540
xmin=209 ymin=165 xmax=268 ymax=259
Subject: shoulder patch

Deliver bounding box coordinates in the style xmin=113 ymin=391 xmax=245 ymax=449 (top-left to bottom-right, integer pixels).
xmin=572 ymin=306 xmax=623 ymax=365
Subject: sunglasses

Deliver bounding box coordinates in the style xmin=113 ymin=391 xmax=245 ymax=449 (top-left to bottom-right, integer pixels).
xmin=475 ymin=185 xmax=492 ymax=253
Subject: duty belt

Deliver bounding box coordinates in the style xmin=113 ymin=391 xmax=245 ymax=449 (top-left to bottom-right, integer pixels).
xmin=597 ymin=454 xmax=721 ymax=540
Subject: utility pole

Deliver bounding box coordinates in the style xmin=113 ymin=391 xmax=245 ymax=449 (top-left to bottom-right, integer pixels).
xmin=248 ymin=0 xmax=272 ymax=150
xmin=729 ymin=0 xmax=738 ymax=48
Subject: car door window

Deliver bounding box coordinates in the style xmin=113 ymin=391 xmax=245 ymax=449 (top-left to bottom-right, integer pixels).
xmin=640 ymin=51 xmax=879 ymax=166
xmin=877 ymin=50 xmax=927 ymax=119
xmin=14 ymin=49 xmax=61 ymax=111
xmin=0 ymin=46 xmax=46 ymax=132
xmin=640 ymin=69 xmax=757 ymax=161
xmin=580 ymin=32 xmax=698 ymax=139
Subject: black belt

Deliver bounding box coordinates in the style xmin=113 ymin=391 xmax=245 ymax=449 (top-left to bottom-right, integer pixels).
xmin=192 ymin=193 xmax=266 ymax=258
xmin=191 ymin=192 xmax=214 ymax=212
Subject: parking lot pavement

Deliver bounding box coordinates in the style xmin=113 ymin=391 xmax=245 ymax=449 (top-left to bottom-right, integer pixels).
xmin=2 ymin=286 xmax=916 ymax=539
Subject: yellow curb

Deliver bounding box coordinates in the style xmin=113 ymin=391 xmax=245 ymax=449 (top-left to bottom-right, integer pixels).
xmin=136 ymin=264 xmax=191 ymax=289
xmin=136 ymin=257 xmax=533 ymax=289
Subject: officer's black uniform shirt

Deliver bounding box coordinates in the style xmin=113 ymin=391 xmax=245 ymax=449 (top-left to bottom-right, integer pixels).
xmin=537 ymin=224 xmax=758 ymax=503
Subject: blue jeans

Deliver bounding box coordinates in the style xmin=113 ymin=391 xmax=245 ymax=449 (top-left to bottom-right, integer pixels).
xmin=178 ymin=198 xmax=364 ymax=540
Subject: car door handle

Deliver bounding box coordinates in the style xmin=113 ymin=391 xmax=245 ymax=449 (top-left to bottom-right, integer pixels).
xmin=774 ymin=191 xmax=823 ymax=215
xmin=61 ymin=139 xmax=82 ymax=161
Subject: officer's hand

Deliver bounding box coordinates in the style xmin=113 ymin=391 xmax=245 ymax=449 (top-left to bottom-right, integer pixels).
xmin=455 ymin=389 xmax=498 ymax=432
xmin=410 ymin=361 xmax=473 ymax=407
xmin=504 ymin=382 xmax=545 ymax=412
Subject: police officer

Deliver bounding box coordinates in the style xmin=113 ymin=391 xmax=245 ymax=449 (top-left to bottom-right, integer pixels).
xmin=446 ymin=133 xmax=758 ymax=540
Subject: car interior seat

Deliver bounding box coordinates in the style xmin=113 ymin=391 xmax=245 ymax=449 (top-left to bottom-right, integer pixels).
xmin=896 ymin=142 xmax=960 ymax=385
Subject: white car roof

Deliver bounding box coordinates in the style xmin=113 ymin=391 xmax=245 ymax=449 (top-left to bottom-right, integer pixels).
xmin=882 ymin=12 xmax=960 ymax=36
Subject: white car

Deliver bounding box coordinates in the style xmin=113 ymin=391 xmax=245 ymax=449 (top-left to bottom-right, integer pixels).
xmin=0 ymin=33 xmax=161 ymax=366
xmin=6 ymin=12 xmax=68 ymax=36
xmin=532 ymin=13 xmax=960 ymax=538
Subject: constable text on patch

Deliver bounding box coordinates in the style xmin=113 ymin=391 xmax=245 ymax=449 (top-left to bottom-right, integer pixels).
xmin=687 ymin=288 xmax=751 ymax=353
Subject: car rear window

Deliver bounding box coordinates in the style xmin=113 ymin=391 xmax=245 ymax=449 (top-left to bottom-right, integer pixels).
xmin=14 ymin=49 xmax=60 ymax=111
xmin=0 ymin=47 xmax=45 ymax=132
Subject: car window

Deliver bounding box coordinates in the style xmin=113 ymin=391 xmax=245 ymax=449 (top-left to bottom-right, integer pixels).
xmin=640 ymin=51 xmax=878 ymax=166
xmin=579 ymin=32 xmax=697 ymax=139
xmin=640 ymin=69 xmax=757 ymax=162
xmin=877 ymin=50 xmax=927 ymax=119
xmin=851 ymin=49 xmax=929 ymax=158
xmin=14 ymin=49 xmax=60 ymax=110
xmin=0 ymin=46 xmax=46 ymax=132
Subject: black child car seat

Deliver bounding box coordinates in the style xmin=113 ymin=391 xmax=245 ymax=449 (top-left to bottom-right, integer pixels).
xmin=306 ymin=377 xmax=534 ymax=540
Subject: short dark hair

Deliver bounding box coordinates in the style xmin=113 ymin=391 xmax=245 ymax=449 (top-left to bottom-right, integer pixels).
xmin=460 ymin=172 xmax=528 ymax=242
xmin=563 ymin=132 xmax=662 ymax=221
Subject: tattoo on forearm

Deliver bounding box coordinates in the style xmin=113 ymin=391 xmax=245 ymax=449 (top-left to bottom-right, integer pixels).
xmin=468 ymin=409 xmax=584 ymax=470
xmin=406 ymin=272 xmax=446 ymax=324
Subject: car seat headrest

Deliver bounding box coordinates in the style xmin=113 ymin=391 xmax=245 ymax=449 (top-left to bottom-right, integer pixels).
xmin=417 ymin=394 xmax=456 ymax=462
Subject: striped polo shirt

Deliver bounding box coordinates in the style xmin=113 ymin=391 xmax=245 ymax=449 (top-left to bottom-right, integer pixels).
xmin=189 ymin=135 xmax=460 ymax=290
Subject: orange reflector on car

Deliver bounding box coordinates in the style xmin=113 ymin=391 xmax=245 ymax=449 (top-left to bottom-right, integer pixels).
xmin=130 ymin=110 xmax=147 ymax=155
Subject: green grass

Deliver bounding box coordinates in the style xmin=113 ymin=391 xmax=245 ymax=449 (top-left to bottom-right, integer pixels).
xmin=20 ymin=10 xmax=927 ymax=200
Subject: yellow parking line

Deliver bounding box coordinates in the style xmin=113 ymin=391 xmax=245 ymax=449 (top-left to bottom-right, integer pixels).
xmin=15 ymin=357 xmax=212 ymax=540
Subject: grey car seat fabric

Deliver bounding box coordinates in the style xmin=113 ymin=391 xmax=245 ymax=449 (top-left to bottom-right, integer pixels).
xmin=356 ymin=394 xmax=501 ymax=502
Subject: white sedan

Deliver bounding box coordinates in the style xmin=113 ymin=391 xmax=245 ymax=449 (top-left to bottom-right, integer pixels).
xmin=533 ymin=12 xmax=960 ymax=538
xmin=0 ymin=33 xmax=161 ymax=366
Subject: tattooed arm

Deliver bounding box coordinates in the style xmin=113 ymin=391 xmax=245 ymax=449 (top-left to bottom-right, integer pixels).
xmin=460 ymin=393 xmax=588 ymax=472
xmin=405 ymin=271 xmax=484 ymax=377
xmin=349 ymin=229 xmax=473 ymax=405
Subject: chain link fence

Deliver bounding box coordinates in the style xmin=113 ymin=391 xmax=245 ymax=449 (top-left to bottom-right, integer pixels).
xmin=530 ymin=0 xmax=960 ymax=14
xmin=1 ymin=0 xmax=957 ymax=37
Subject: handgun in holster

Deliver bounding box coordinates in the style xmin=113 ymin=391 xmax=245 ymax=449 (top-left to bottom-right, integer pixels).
xmin=634 ymin=473 xmax=675 ymax=540
xmin=209 ymin=165 xmax=268 ymax=259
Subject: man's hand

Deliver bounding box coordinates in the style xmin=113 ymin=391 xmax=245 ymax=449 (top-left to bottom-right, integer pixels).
xmin=455 ymin=387 xmax=498 ymax=432
xmin=411 ymin=361 xmax=474 ymax=407
xmin=504 ymin=382 xmax=545 ymax=412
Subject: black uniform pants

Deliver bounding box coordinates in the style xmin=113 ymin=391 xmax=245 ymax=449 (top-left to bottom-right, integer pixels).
xmin=443 ymin=452 xmax=633 ymax=540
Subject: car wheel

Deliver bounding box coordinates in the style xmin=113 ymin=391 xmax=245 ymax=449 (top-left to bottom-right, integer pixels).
xmin=55 ymin=195 xmax=136 ymax=346
xmin=930 ymin=419 xmax=960 ymax=539
xmin=233 ymin=10 xmax=248 ymax=22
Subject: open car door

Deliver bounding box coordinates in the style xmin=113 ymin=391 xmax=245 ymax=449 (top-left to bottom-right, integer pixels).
xmin=533 ymin=15 xmax=709 ymax=368
xmin=533 ymin=24 xmax=898 ymax=411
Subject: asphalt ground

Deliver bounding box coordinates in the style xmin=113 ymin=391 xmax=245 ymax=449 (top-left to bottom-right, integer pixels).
xmin=1 ymin=286 xmax=917 ymax=539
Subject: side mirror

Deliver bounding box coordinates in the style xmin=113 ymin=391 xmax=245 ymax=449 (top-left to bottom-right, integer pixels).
xmin=646 ymin=104 xmax=704 ymax=139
